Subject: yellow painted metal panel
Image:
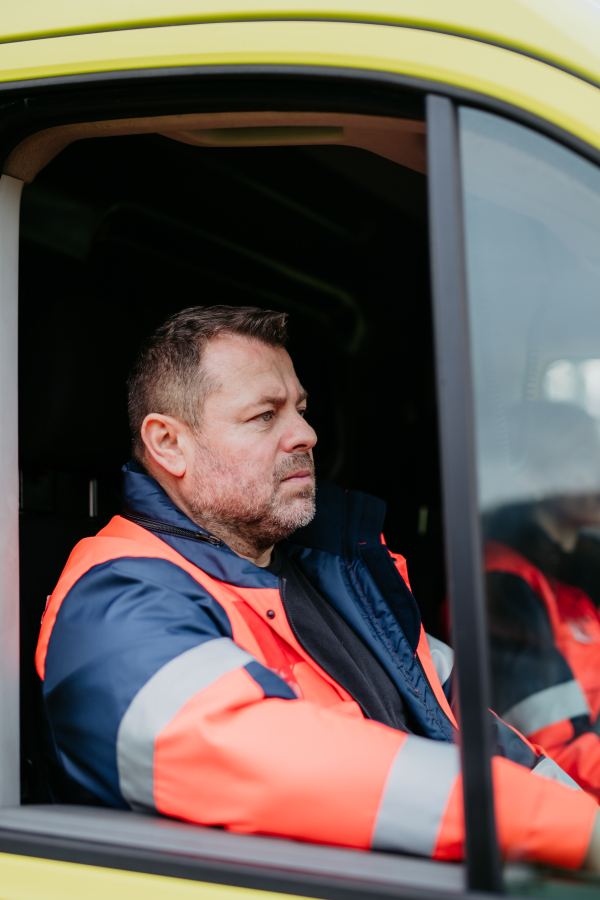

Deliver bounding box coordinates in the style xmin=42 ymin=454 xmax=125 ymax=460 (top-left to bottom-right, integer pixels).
xmin=0 ymin=0 xmax=598 ymax=90
xmin=0 ymin=22 xmax=599 ymax=150
xmin=0 ymin=851 xmax=313 ymax=900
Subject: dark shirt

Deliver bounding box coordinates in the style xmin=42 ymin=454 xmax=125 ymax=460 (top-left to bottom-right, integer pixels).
xmin=267 ymin=546 xmax=412 ymax=732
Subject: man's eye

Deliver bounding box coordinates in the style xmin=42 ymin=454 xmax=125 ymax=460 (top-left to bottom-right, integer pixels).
xmin=260 ymin=412 xmax=273 ymax=422
xmin=298 ymin=408 xmax=308 ymax=418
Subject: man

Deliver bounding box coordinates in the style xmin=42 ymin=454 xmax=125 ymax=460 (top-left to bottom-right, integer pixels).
xmin=37 ymin=307 xmax=600 ymax=869
xmin=486 ymin=401 xmax=600 ymax=801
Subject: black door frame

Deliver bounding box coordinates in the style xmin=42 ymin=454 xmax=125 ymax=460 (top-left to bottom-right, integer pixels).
xmin=426 ymin=93 xmax=503 ymax=894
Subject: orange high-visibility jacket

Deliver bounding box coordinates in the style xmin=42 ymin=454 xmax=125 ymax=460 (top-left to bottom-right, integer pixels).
xmin=36 ymin=466 xmax=597 ymax=868
xmin=487 ymin=540 xmax=600 ymax=801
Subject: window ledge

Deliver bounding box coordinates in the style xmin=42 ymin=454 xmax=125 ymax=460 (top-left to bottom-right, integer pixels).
xmin=0 ymin=805 xmax=465 ymax=899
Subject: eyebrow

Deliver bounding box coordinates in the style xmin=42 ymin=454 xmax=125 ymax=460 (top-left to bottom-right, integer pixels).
xmin=255 ymin=389 xmax=308 ymax=408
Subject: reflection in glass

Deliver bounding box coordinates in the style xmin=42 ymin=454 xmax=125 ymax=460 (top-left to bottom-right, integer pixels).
xmin=543 ymin=358 xmax=600 ymax=419
xmin=460 ymin=108 xmax=600 ymax=807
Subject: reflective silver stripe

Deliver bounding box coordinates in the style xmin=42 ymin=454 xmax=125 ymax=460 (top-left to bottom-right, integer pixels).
xmin=532 ymin=756 xmax=581 ymax=791
xmin=501 ymin=680 xmax=589 ymax=736
xmin=116 ymin=637 xmax=254 ymax=810
xmin=372 ymin=736 xmax=460 ymax=857
xmin=426 ymin=633 xmax=454 ymax=687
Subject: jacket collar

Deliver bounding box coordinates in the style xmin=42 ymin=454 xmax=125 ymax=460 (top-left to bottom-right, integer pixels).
xmin=122 ymin=460 xmax=209 ymax=533
xmin=289 ymin=480 xmax=386 ymax=555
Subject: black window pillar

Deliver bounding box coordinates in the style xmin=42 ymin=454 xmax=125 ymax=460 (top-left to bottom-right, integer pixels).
xmin=426 ymin=93 xmax=503 ymax=894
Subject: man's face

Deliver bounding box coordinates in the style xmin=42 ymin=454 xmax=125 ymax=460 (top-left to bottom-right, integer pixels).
xmin=547 ymin=493 xmax=600 ymax=529
xmin=185 ymin=334 xmax=317 ymax=548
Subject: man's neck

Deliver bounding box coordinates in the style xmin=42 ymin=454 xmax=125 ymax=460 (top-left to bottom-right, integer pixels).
xmin=532 ymin=506 xmax=579 ymax=553
xmin=177 ymin=506 xmax=275 ymax=566
xmin=234 ymin=544 xmax=274 ymax=568
xmin=204 ymin=522 xmax=274 ymax=567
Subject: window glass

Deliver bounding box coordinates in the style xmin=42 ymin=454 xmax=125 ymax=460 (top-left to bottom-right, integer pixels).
xmin=460 ymin=105 xmax=600 ymax=835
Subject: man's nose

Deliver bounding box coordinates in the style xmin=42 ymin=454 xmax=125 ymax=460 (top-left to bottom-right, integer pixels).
xmin=282 ymin=412 xmax=317 ymax=453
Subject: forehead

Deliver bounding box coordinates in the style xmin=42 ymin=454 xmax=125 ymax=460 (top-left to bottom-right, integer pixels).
xmin=203 ymin=333 xmax=301 ymax=398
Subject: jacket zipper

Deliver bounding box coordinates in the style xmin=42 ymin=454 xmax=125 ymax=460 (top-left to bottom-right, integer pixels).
xmin=122 ymin=512 xmax=223 ymax=546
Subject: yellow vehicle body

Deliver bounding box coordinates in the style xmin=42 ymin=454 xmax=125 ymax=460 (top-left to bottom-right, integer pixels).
xmin=2 ymin=1 xmax=600 ymax=896
xmin=0 ymin=851 xmax=300 ymax=900
xmin=0 ymin=1 xmax=598 ymax=151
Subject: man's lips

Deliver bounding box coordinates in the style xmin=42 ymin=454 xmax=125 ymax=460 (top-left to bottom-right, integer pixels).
xmin=281 ymin=468 xmax=312 ymax=483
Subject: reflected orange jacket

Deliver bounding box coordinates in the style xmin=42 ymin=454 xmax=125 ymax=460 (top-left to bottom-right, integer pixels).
xmin=487 ymin=540 xmax=600 ymax=801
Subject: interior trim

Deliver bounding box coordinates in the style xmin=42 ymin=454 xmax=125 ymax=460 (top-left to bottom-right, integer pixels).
xmin=3 ymin=110 xmax=426 ymax=183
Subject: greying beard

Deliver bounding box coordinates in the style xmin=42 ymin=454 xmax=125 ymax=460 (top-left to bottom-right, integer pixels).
xmin=187 ymin=446 xmax=316 ymax=553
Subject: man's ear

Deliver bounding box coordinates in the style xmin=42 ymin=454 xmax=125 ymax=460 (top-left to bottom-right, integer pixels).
xmin=140 ymin=414 xmax=193 ymax=478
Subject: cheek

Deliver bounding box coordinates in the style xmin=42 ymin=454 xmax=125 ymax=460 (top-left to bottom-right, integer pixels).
xmin=219 ymin=437 xmax=278 ymax=475
xmin=572 ymin=499 xmax=600 ymax=523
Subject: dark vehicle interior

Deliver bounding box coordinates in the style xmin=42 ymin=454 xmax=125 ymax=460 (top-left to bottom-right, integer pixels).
xmin=16 ymin=106 xmax=444 ymax=809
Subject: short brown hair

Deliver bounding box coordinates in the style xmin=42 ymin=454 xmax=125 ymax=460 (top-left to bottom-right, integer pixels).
xmin=127 ymin=305 xmax=288 ymax=461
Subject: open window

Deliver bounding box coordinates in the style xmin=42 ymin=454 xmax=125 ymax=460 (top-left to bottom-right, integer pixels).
xmin=0 ymin=74 xmax=471 ymax=899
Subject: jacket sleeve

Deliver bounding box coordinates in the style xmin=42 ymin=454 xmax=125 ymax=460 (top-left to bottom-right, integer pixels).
xmin=42 ymin=557 xmax=597 ymax=867
xmin=487 ymin=571 xmax=600 ymax=800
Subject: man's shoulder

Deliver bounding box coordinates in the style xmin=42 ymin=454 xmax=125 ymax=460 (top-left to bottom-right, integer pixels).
xmin=55 ymin=513 xmax=239 ymax=610
xmin=37 ymin=519 xmax=234 ymax=683
xmin=52 ymin=515 xmax=192 ymax=595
